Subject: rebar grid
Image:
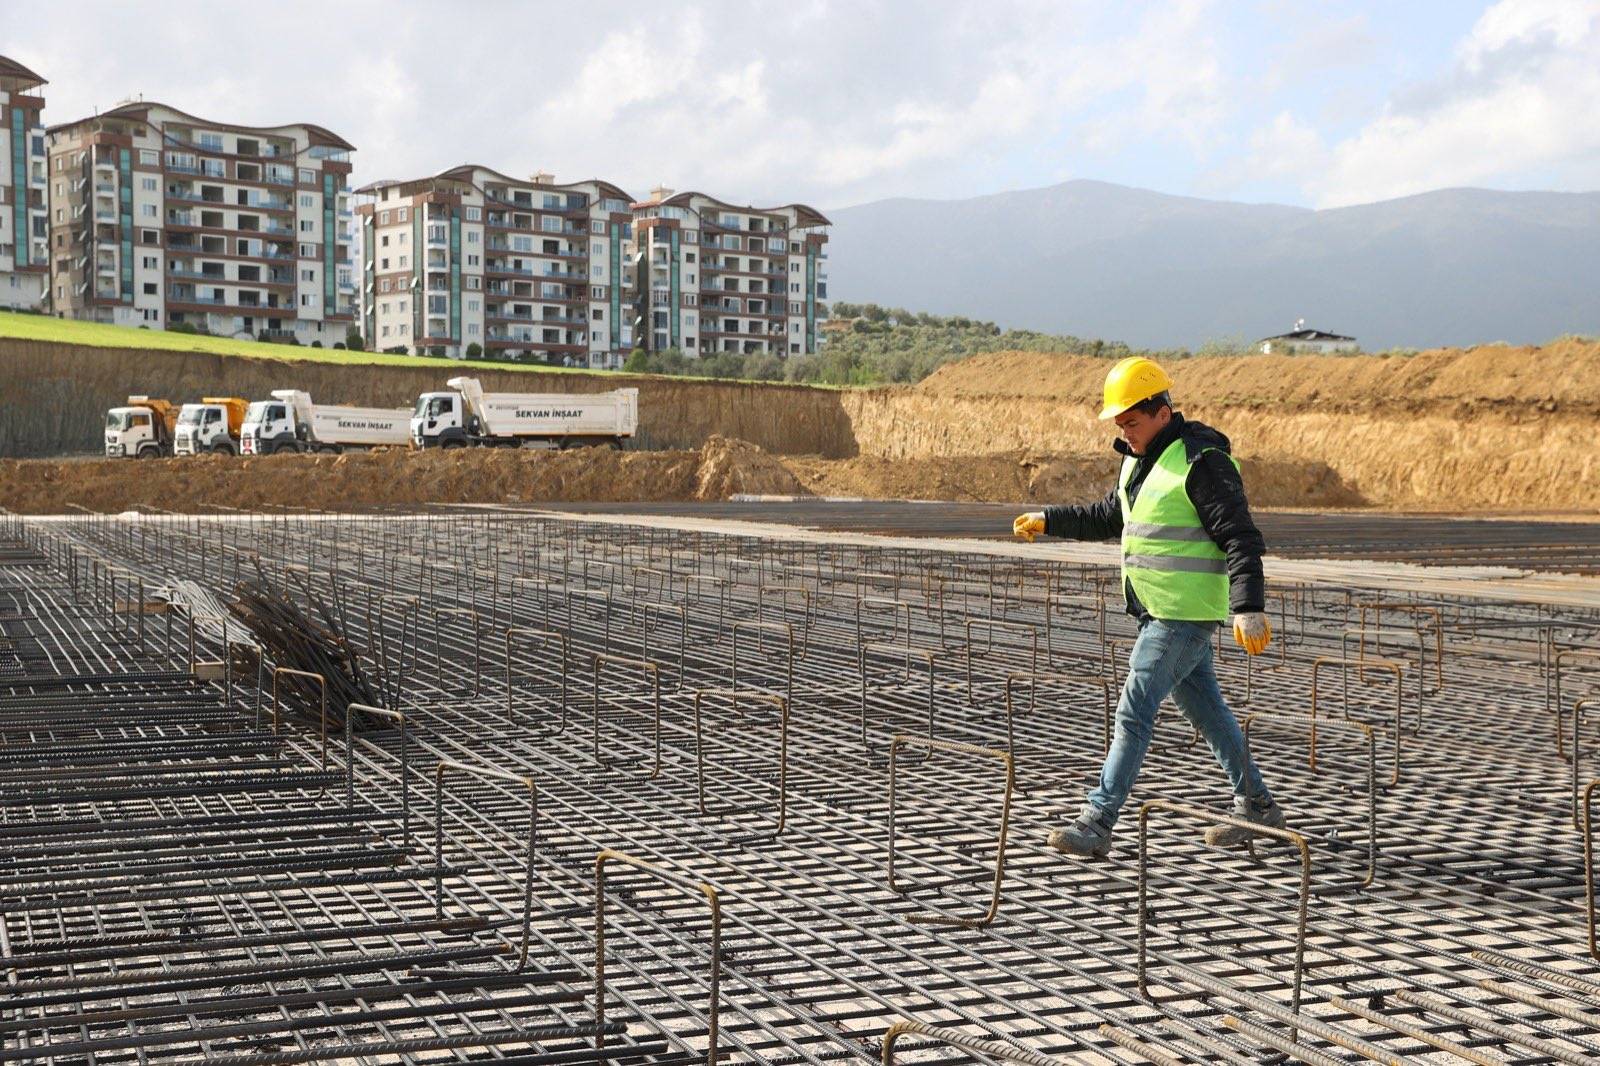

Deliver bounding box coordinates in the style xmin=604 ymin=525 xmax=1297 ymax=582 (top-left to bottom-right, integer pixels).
xmin=2 ymin=507 xmax=1598 ymax=1066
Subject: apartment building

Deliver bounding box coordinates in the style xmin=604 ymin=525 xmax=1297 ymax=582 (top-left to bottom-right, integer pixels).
xmin=45 ymin=102 xmax=356 ymax=342
xmin=0 ymin=57 xmax=49 ymax=311
xmin=356 ymin=166 xmax=634 ymax=368
xmin=630 ymin=189 xmax=829 ymax=358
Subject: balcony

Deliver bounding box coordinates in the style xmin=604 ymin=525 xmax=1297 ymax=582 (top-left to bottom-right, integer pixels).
xmin=94 ymin=209 xmax=117 ymax=222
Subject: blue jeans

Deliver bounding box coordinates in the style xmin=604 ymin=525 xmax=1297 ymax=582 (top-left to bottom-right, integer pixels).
xmin=1086 ymin=617 xmax=1269 ymax=824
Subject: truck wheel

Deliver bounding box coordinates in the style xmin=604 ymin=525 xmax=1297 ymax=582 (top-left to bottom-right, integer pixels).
xmin=608 ymin=439 xmax=623 ymax=451
xmin=271 ymin=442 xmax=294 ymax=456
xmin=211 ymin=443 xmax=235 ymax=456
xmin=442 ymin=438 xmax=466 ymax=450
xmin=138 ymin=444 xmax=160 ymax=459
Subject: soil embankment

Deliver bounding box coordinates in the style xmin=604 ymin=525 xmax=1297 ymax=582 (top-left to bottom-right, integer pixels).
xmin=837 ymin=340 xmax=1600 ymax=511
xmin=2 ymin=336 xmax=1596 ymax=513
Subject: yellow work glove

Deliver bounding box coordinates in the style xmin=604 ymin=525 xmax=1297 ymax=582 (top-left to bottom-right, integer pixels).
xmin=1232 ymin=612 xmax=1272 ymax=656
xmin=1012 ymin=512 xmax=1046 ymax=542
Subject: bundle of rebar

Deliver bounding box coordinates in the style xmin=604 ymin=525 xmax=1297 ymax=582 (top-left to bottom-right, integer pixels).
xmin=229 ymin=574 xmax=383 ymax=731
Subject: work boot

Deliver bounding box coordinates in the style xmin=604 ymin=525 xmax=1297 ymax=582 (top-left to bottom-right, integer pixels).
xmin=1046 ymin=804 xmax=1115 ymax=859
xmin=1204 ymin=794 xmax=1288 ymax=848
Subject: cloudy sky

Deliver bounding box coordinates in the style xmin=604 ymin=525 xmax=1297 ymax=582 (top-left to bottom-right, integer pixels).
xmin=5 ymin=0 xmax=1597 ymax=211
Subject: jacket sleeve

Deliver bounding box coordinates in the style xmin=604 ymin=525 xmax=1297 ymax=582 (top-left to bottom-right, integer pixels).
xmin=1186 ymin=452 xmax=1265 ymax=613
xmin=1043 ymin=485 xmax=1123 ymax=541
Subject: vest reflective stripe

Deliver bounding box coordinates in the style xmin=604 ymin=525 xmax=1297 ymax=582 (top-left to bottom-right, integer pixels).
xmin=1122 ymin=521 xmax=1214 ymax=543
xmin=1118 ymin=437 xmax=1235 ymax=621
xmin=1123 ymin=553 xmax=1228 ymax=574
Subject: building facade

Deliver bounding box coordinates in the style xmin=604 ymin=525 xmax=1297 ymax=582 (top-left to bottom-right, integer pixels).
xmin=0 ymin=57 xmax=49 ymax=311
xmin=45 ymin=102 xmax=355 ymax=343
xmin=630 ymin=189 xmax=829 ymax=358
xmin=357 ymin=166 xmax=634 ymax=369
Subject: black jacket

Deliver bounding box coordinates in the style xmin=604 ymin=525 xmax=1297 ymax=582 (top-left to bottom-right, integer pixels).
xmin=1042 ymin=413 xmax=1266 ymax=618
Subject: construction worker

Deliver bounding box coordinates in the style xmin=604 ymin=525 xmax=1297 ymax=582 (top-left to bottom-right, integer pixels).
xmin=1012 ymin=356 xmax=1282 ymax=857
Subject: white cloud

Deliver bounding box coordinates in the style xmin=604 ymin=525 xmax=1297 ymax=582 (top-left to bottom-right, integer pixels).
xmin=1292 ymin=0 xmax=1600 ymax=206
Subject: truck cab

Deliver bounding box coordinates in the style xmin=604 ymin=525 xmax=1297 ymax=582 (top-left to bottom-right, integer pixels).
xmin=240 ymin=399 xmax=300 ymax=455
xmin=174 ymin=400 xmax=242 ymax=456
xmin=411 ymin=391 xmax=472 ymax=448
xmin=104 ymin=397 xmax=177 ymax=458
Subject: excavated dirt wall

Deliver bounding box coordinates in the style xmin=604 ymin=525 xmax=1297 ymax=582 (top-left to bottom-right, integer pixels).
xmin=839 ymin=341 xmax=1600 ymax=511
xmin=2 ymin=336 xmax=1595 ymax=512
xmin=0 ymin=339 xmax=857 ymax=458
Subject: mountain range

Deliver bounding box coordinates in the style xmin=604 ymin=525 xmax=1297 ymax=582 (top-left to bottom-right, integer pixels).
xmin=822 ymin=181 xmax=1600 ymax=350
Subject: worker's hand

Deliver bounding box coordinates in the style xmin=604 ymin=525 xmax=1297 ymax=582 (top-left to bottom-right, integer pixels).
xmin=1232 ymin=612 xmax=1272 ymax=656
xmin=1012 ymin=512 xmax=1046 ymax=542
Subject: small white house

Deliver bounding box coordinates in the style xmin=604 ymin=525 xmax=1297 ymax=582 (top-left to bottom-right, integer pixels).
xmin=1257 ymin=320 xmax=1358 ymax=355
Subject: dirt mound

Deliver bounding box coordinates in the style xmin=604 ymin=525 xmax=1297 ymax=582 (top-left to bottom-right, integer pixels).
xmin=841 ymin=340 xmax=1600 ymax=511
xmin=783 ymin=451 xmax=1363 ymax=508
xmin=915 ymin=339 xmax=1600 ymax=412
xmin=0 ymin=447 xmax=705 ymax=515
xmin=694 ymin=436 xmax=808 ymax=500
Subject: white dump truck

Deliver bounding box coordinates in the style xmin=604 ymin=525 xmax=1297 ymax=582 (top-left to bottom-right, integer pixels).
xmin=173 ymin=397 xmax=248 ymax=456
xmin=240 ymin=390 xmax=411 ymax=455
xmin=410 ymin=377 xmax=639 ymax=450
xmin=104 ymin=396 xmax=179 ymax=458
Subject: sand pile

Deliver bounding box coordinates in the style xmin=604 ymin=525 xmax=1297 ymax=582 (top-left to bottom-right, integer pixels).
xmin=694 ymin=435 xmax=807 ymax=500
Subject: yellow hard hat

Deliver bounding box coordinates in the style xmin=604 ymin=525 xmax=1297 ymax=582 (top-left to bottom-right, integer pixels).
xmin=1098 ymin=356 xmax=1173 ymax=420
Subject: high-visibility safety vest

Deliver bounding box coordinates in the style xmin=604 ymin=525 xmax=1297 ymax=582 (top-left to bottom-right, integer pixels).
xmin=1118 ymin=437 xmax=1233 ymax=621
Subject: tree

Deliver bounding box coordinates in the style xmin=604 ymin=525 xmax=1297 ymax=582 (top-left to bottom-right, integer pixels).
xmin=623 ymin=348 xmax=650 ymax=373
xmin=465 ymin=342 xmax=482 ymax=358
xmin=345 ymin=327 xmax=365 ymax=352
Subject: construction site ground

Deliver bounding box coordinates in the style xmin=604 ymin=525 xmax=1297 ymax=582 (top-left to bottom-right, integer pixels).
xmin=4 ymin=505 xmax=1600 ymax=1066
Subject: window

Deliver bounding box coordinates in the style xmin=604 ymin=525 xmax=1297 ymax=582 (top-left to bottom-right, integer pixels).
xmin=590 ymin=286 xmax=605 ymax=300
xmin=299 ymin=243 xmax=315 ymax=257
xmin=381 ymin=235 xmax=390 ymax=247
xmin=301 ymin=268 xmax=315 ymax=281
xmin=380 ymin=258 xmax=389 ymax=270
xmin=466 ymin=231 xmax=479 ymax=243
xmin=465 ymin=206 xmax=481 ymax=221
xmin=790 ymin=282 xmax=799 ymax=293
xmin=299 ymin=168 xmax=314 ymax=183
xmin=301 ymin=293 xmax=316 ymax=307
xmin=398 ymin=255 xmax=407 ymax=268
xmin=685 ymin=252 xmax=696 ymax=263
xmin=397 ymin=207 xmax=408 ymax=221
xmin=590 ymin=220 xmax=605 ymax=234
xmin=592 ymin=242 xmax=603 ymax=255
xmin=685 ymin=314 xmax=696 ymax=327
xmin=466 ymin=275 xmax=481 ymax=289
xmin=300 ymin=194 xmax=315 ymax=207
xmin=141 ymin=204 xmax=157 ymax=218
xmin=398 ymin=300 xmax=407 ymax=312
xmin=143 ymin=282 xmax=157 ymax=295
xmin=399 ymin=323 xmax=409 ymax=335
xmin=467 ymin=299 xmax=479 ymax=311
xmin=141 ymin=229 xmax=159 ymax=244
xmin=381 ymin=325 xmax=391 ymax=337
xmin=380 ymin=279 xmax=391 ymax=293
xmin=686 ymin=274 xmax=695 ymax=285
xmin=466 ymin=254 xmax=479 ymax=266
xmin=468 ymin=323 xmax=480 ymax=336
xmin=591 ymin=308 xmax=604 ymax=320
xmin=592 ymin=266 xmax=602 ymax=278
xmin=398 ymin=231 xmax=408 ymax=245
xmin=300 ymin=220 xmax=315 ymax=233
xmin=591 ymin=330 xmax=601 ymax=342
xmin=139 ymin=149 xmax=158 ymax=165
xmin=790 ymin=262 xmax=799 ymax=273
xmin=142 ymin=256 xmax=157 ymax=269
xmin=140 ymin=177 xmax=157 ymax=191
xmin=379 ymin=210 xmax=390 ymax=224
